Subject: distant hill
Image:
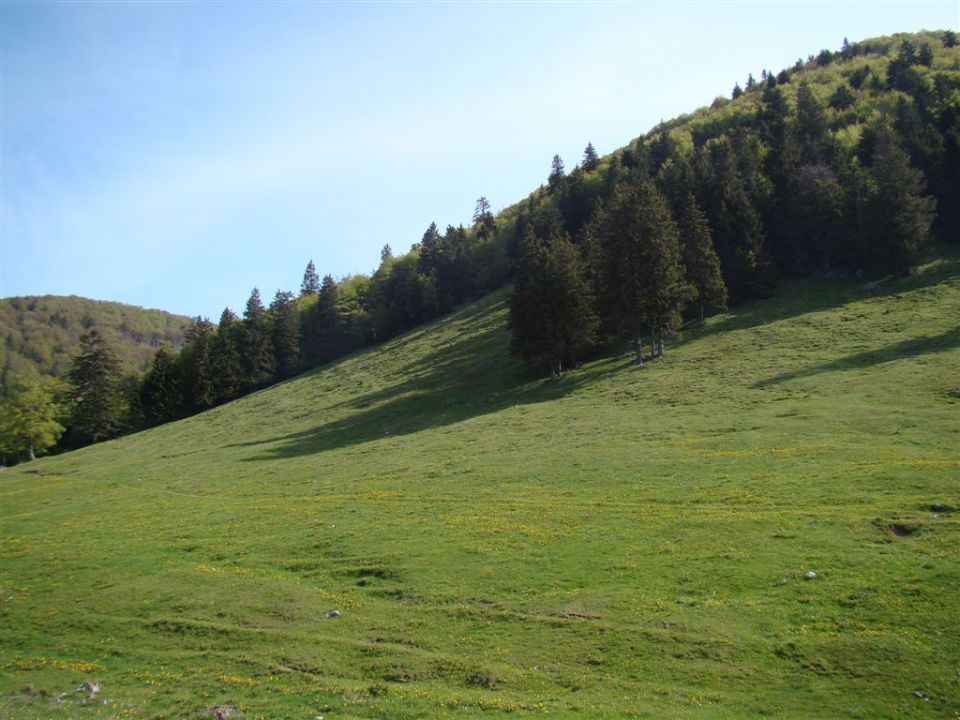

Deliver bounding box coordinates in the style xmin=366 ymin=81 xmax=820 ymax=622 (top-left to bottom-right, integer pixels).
xmin=0 ymin=295 xmax=191 ymax=392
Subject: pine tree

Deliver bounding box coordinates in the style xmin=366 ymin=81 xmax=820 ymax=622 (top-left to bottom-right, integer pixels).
xmin=317 ymin=275 xmax=343 ymax=359
xmin=270 ymin=290 xmax=300 ymax=379
xmin=598 ymin=178 xmax=694 ymax=363
xmin=301 ymin=260 xmax=321 ymax=295
xmin=582 ymin=142 xmax=600 ymax=171
xmin=696 ymin=136 xmax=773 ymax=300
xmin=509 ymin=223 xmax=597 ymax=376
xmin=212 ymin=308 xmax=243 ymax=403
xmin=181 ymin=317 xmax=216 ymax=410
xmin=417 ymin=222 xmax=444 ymax=284
xmin=140 ymin=343 xmax=182 ymax=425
xmin=241 ymin=288 xmax=275 ymax=389
xmin=795 ymin=80 xmax=828 ymax=163
xmin=548 ymin=154 xmax=566 ymax=193
xmin=863 ymin=125 xmax=936 ymax=274
xmin=679 ymin=193 xmax=728 ymax=321
xmin=473 ymin=196 xmax=496 ymax=241
xmin=796 ymin=163 xmax=845 ymax=270
xmin=66 ymin=330 xmax=125 ymax=445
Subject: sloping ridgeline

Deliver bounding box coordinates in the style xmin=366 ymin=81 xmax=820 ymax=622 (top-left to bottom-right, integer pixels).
xmin=1 ymin=248 xmax=957 ymax=718
xmin=147 ymin=31 xmax=960 ymax=419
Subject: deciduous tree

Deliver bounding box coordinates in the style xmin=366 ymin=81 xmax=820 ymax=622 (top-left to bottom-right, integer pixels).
xmin=0 ymin=373 xmax=66 ymax=462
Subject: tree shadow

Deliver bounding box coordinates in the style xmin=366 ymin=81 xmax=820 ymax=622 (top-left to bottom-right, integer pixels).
xmin=689 ymin=250 xmax=959 ymax=340
xmin=229 ymin=298 xmax=624 ymax=461
xmin=230 ymin=251 xmax=958 ymax=460
xmin=751 ymin=328 xmax=960 ymax=388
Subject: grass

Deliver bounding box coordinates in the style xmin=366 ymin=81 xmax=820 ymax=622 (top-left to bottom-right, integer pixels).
xmin=1 ymin=251 xmax=958 ymax=719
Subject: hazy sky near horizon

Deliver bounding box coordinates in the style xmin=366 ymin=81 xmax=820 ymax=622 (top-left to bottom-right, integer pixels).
xmin=2 ymin=1 xmax=957 ymax=319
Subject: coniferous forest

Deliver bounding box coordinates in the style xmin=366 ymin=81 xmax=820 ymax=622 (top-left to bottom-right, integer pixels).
xmin=2 ymin=30 xmax=957 ymax=463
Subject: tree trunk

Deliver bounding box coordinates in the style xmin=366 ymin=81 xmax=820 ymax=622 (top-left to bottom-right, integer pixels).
xmin=27 ymin=445 xmax=36 ymax=462
xmin=635 ymin=335 xmax=645 ymax=365
xmin=658 ymin=332 xmax=665 ymax=359
xmin=700 ymin=301 xmax=705 ymax=323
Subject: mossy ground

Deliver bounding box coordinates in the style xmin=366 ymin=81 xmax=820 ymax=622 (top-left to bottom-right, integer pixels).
xmin=2 ymin=252 xmax=958 ymax=719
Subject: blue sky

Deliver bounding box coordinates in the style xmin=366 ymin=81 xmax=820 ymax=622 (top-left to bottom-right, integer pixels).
xmin=2 ymin=1 xmax=957 ymax=319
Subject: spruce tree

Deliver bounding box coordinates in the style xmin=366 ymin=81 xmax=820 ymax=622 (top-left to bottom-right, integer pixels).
xmin=599 ymin=178 xmax=694 ymax=363
xmin=182 ymin=317 xmax=216 ymax=410
xmin=241 ymin=288 xmax=275 ymax=389
xmin=548 ymin=154 xmax=566 ymax=193
xmin=302 ymin=275 xmax=344 ymax=367
xmin=795 ymin=80 xmax=828 ymax=163
xmin=582 ymin=142 xmax=599 ymax=171
xmin=509 ymin=224 xmax=597 ymax=376
xmin=864 ymin=125 xmax=936 ymax=274
xmin=696 ymin=136 xmax=773 ymax=300
xmin=212 ymin=308 xmax=244 ymax=403
xmin=679 ymin=193 xmax=728 ymax=321
xmin=301 ymin=260 xmax=320 ymax=295
xmin=796 ymin=163 xmax=845 ymax=270
xmin=66 ymin=330 xmax=125 ymax=445
xmin=140 ymin=343 xmax=182 ymax=425
xmin=473 ymin=196 xmax=496 ymax=241
xmin=270 ymin=290 xmax=301 ymax=379
xmin=317 ymin=275 xmax=342 ymax=360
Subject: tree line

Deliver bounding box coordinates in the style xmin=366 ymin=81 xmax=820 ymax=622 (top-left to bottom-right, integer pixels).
xmin=509 ymin=32 xmax=950 ymax=374
xmin=2 ymin=31 xmax=955 ymax=462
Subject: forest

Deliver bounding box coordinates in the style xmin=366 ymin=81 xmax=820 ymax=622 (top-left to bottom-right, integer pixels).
xmin=2 ymin=30 xmax=957 ymax=464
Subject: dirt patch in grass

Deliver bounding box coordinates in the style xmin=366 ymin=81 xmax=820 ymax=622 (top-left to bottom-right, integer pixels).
xmin=887 ymin=523 xmax=916 ymax=537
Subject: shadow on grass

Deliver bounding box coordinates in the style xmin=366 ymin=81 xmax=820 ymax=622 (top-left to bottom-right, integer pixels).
xmin=690 ymin=250 xmax=959 ymax=340
xmin=230 ymin=297 xmax=625 ymax=461
xmin=231 ymin=250 xmax=958 ymax=460
xmin=752 ymin=328 xmax=960 ymax=388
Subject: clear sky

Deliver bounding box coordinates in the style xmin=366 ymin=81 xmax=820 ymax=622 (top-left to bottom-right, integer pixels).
xmin=2 ymin=1 xmax=957 ymax=319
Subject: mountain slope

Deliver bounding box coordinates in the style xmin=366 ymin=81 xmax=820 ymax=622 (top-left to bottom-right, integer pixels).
xmin=1 ymin=251 xmax=958 ymax=719
xmin=0 ymin=295 xmax=191 ymax=392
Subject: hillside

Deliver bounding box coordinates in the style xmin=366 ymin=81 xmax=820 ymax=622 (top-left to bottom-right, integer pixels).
xmin=132 ymin=30 xmax=960 ymax=429
xmin=0 ymin=295 xmax=191 ymax=392
xmin=1 ymin=251 xmax=957 ymax=719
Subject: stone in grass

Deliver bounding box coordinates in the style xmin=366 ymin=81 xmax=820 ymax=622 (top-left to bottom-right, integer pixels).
xmin=804 ymin=571 xmax=818 ymax=580
xmin=326 ymin=609 xmax=341 ymax=618
xmin=208 ymin=705 xmax=238 ymax=719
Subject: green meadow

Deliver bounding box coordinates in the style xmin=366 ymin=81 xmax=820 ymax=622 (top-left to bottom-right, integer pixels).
xmin=2 ymin=252 xmax=958 ymax=719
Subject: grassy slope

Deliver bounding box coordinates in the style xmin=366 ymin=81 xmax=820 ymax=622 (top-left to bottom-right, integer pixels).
xmin=1 ymin=254 xmax=958 ymax=720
